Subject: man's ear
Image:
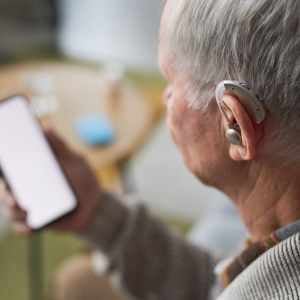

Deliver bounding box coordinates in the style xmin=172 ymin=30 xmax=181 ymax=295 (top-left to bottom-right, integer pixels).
xmin=219 ymin=94 xmax=263 ymax=161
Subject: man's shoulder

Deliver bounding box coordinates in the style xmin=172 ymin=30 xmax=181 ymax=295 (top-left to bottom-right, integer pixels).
xmin=218 ymin=233 xmax=300 ymax=300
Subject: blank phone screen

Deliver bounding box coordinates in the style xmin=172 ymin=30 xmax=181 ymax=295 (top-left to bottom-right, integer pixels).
xmin=0 ymin=96 xmax=77 ymax=229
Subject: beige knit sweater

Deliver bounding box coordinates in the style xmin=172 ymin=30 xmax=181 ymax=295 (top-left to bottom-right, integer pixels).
xmin=83 ymin=193 xmax=300 ymax=300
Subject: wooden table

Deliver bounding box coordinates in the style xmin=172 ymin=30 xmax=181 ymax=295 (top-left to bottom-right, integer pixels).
xmin=0 ymin=61 xmax=164 ymax=300
xmin=0 ymin=62 xmax=164 ymax=186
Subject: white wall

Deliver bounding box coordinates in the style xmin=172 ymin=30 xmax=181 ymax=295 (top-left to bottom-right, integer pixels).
xmin=58 ymin=0 xmax=163 ymax=71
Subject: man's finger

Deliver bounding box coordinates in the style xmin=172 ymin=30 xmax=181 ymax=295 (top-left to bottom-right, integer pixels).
xmin=2 ymin=193 xmax=19 ymax=208
xmin=44 ymin=129 xmax=81 ymax=162
xmin=45 ymin=129 xmax=70 ymax=156
xmin=2 ymin=194 xmax=27 ymax=221
xmin=13 ymin=223 xmax=32 ymax=235
xmin=9 ymin=208 xmax=27 ymax=223
xmin=0 ymin=180 xmax=6 ymax=198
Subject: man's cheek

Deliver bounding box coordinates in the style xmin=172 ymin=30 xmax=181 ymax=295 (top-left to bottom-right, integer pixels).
xmin=168 ymin=115 xmax=187 ymax=149
xmin=167 ymin=117 xmax=177 ymax=144
xmin=166 ymin=96 xmax=190 ymax=138
xmin=168 ymin=99 xmax=184 ymax=125
xmin=166 ymin=109 xmax=179 ymax=143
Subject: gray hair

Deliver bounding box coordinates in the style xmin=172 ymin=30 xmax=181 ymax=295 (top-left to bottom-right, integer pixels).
xmin=167 ymin=0 xmax=300 ymax=160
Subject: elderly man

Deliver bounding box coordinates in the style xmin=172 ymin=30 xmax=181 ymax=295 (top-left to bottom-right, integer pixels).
xmin=4 ymin=0 xmax=300 ymax=299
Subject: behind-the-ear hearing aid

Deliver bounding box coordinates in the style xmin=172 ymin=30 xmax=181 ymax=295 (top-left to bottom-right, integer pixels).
xmin=215 ymin=80 xmax=266 ymax=145
xmin=215 ymin=80 xmax=266 ymax=124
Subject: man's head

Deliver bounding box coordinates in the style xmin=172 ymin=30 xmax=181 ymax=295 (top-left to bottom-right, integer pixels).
xmin=159 ymin=0 xmax=300 ymax=191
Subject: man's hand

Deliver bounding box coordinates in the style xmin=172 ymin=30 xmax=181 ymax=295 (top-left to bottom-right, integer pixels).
xmin=0 ymin=129 xmax=102 ymax=234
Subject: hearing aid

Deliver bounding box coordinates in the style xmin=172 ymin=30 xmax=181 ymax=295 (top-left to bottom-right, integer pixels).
xmin=226 ymin=128 xmax=242 ymax=146
xmin=215 ymin=80 xmax=266 ymax=124
xmin=215 ymin=81 xmax=266 ymax=145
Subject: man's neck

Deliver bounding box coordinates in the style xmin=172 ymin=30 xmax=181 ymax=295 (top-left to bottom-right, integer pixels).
xmin=229 ymin=161 xmax=300 ymax=241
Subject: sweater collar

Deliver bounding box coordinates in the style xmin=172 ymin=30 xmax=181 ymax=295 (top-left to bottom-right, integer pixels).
xmin=216 ymin=219 xmax=300 ymax=288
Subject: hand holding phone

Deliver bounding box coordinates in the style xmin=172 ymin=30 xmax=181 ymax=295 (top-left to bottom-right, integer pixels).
xmin=0 ymin=96 xmax=102 ymax=232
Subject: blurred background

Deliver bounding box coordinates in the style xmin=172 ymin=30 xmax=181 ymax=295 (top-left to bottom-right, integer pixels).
xmin=0 ymin=0 xmax=162 ymax=69
xmin=0 ymin=1 xmax=245 ymax=300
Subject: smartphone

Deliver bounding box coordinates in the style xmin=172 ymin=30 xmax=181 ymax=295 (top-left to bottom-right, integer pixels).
xmin=0 ymin=95 xmax=77 ymax=230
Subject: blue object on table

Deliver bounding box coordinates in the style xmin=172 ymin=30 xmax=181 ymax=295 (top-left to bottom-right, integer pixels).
xmin=74 ymin=114 xmax=115 ymax=146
